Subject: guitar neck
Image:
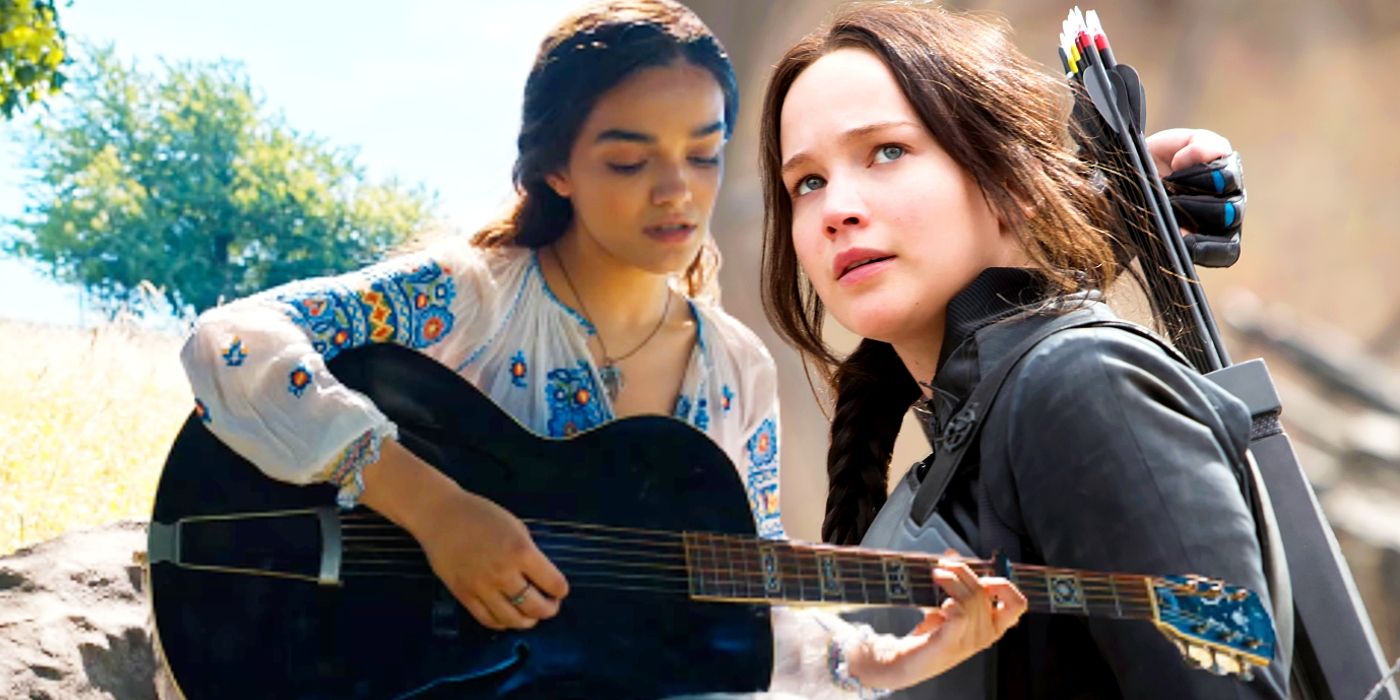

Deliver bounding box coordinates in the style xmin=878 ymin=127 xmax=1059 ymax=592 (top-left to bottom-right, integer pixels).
xmin=681 ymin=533 xmax=1156 ymax=621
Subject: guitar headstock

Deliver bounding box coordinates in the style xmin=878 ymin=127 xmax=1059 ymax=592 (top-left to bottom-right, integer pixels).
xmin=1150 ymin=574 xmax=1275 ymax=681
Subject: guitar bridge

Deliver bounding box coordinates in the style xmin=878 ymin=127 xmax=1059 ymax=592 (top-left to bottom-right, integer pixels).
xmin=144 ymin=507 xmax=342 ymax=585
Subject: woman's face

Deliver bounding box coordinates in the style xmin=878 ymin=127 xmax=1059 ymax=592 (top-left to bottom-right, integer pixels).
xmin=548 ymin=60 xmax=726 ymax=274
xmin=779 ymin=47 xmax=1019 ymax=346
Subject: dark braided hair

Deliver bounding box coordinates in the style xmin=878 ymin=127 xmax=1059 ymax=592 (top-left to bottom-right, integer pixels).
xmin=822 ymin=339 xmax=921 ymax=545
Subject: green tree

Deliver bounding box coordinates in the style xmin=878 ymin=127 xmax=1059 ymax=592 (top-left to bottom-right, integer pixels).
xmin=6 ymin=46 xmax=436 ymax=315
xmin=0 ymin=0 xmax=68 ymax=118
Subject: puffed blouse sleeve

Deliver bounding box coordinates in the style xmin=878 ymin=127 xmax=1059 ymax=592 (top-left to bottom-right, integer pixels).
xmin=737 ymin=337 xmax=784 ymax=540
xmin=179 ymin=239 xmax=498 ymax=501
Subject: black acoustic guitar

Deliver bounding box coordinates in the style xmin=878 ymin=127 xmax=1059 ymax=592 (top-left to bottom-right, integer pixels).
xmin=146 ymin=344 xmax=1275 ymax=699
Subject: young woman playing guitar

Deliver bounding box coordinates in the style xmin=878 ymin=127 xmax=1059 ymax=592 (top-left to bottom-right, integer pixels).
xmin=179 ymin=1 xmax=1024 ymax=696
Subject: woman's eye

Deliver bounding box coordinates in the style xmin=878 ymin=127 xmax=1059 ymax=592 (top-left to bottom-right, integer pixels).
xmin=690 ymin=153 xmax=721 ymax=167
xmin=873 ymin=144 xmax=906 ymax=164
xmin=608 ymin=161 xmax=646 ymax=174
xmin=794 ymin=175 xmax=826 ymax=196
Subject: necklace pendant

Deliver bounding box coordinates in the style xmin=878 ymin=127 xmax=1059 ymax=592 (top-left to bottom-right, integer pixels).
xmin=599 ymin=363 xmax=624 ymax=402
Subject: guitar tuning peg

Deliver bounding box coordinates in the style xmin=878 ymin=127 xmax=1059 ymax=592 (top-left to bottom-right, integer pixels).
xmin=1182 ymin=643 xmax=1213 ymax=670
xmin=1207 ymin=650 xmax=1228 ymax=676
xmin=1212 ymin=652 xmax=1245 ymax=678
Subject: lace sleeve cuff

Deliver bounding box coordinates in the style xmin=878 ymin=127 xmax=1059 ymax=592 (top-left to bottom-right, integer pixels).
xmin=322 ymin=421 xmax=399 ymax=510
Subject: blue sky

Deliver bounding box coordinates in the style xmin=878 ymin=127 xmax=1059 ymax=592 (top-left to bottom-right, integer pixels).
xmin=0 ymin=0 xmax=585 ymax=326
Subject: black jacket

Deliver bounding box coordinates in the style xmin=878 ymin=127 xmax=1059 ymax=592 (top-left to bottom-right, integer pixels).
xmin=861 ymin=269 xmax=1289 ymax=699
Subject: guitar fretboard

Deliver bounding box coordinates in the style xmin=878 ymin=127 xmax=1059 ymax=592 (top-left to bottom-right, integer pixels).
xmin=680 ymin=532 xmax=1155 ymax=620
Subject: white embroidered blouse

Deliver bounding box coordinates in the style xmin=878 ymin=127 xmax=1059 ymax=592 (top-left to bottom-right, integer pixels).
xmin=181 ymin=237 xmax=872 ymax=698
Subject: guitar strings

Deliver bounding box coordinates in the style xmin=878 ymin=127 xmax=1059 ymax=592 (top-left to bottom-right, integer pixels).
xmin=336 ymin=559 xmax=1160 ymax=617
xmin=197 ymin=536 xmax=1233 ymax=651
xmin=335 ymin=564 xmax=1159 ymax=617
xmin=186 ymin=510 xmax=1225 ymax=626
xmin=338 ymin=547 xmax=1225 ymax=627
xmin=341 ymin=527 xmax=1159 ymax=606
xmin=346 ymin=510 xmax=1237 ymax=595
xmin=339 ymin=514 xmax=1170 ymax=607
xmin=337 ymin=522 xmax=1159 ymax=614
xmin=338 ymin=555 xmax=1224 ymax=644
xmin=340 ymin=541 xmax=1158 ymax=608
xmin=347 ymin=511 xmax=1170 ymax=590
xmin=333 ymin=561 xmax=1182 ymax=629
xmin=159 ymin=514 xmax=1242 ymax=646
xmin=339 ymin=553 xmax=1234 ymax=639
xmin=340 ymin=514 xmax=1183 ymax=607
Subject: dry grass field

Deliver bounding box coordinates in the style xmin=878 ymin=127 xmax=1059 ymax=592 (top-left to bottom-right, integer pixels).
xmin=0 ymin=319 xmax=192 ymax=555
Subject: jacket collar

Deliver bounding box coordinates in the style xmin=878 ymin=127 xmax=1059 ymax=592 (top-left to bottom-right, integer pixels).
xmin=918 ymin=268 xmax=1048 ymax=436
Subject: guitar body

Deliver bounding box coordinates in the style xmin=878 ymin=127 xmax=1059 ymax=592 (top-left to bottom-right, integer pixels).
xmin=148 ymin=344 xmax=772 ymax=699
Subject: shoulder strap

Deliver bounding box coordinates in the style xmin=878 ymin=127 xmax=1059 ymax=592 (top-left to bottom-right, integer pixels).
xmin=905 ymin=311 xmax=1295 ymax=668
xmin=909 ymin=314 xmax=1151 ymax=526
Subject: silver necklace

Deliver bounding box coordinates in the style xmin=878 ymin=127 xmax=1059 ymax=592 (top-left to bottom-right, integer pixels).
xmin=553 ymin=247 xmax=672 ymax=403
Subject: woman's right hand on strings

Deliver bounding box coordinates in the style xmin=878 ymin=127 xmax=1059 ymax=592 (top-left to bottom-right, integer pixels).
xmin=359 ymin=438 xmax=570 ymax=630
xmin=845 ymin=559 xmax=1027 ymax=690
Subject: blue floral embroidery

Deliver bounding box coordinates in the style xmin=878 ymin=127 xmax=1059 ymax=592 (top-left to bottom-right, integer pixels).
xmin=720 ymin=385 xmax=735 ymax=413
xmin=744 ymin=416 xmax=782 ymax=536
xmin=276 ymin=260 xmax=457 ymax=361
xmin=746 ymin=417 xmax=778 ymax=468
xmin=545 ymin=361 xmax=609 ymax=437
xmin=194 ymin=398 xmax=211 ymax=424
xmin=288 ymin=364 xmax=312 ymax=397
xmin=509 ymin=350 xmax=528 ymax=388
xmin=221 ymin=338 xmax=247 ymax=367
xmin=748 ymin=476 xmax=783 ymax=539
xmin=674 ymin=395 xmax=693 ymax=421
xmin=694 ymin=398 xmax=710 ymax=431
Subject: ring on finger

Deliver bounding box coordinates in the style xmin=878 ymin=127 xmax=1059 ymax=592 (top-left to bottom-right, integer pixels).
xmin=508 ymin=582 xmax=532 ymax=607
